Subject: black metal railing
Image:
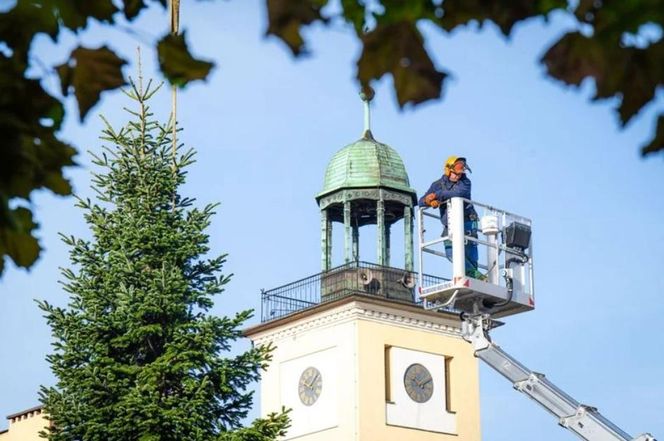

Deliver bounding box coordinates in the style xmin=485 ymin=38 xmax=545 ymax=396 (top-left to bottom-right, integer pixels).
xmin=261 ymin=261 xmax=448 ymax=322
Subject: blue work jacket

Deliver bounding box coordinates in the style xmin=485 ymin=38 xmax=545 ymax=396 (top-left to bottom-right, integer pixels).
xmin=418 ymin=175 xmax=478 ymax=227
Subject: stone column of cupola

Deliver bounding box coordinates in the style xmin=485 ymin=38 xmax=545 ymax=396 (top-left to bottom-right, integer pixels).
xmin=377 ymin=199 xmax=386 ymax=266
xmin=321 ymin=209 xmax=332 ymax=271
xmin=344 ymin=200 xmax=352 ymax=263
xmin=384 ymin=222 xmax=391 ymax=267
xmin=352 ymin=223 xmax=359 ymax=262
xmin=404 ymin=206 xmax=414 ymax=272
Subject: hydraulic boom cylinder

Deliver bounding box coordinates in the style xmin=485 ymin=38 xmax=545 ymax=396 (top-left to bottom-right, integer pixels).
xmin=462 ymin=315 xmax=655 ymax=441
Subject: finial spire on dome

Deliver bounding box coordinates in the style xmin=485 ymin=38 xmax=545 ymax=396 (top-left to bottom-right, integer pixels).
xmin=359 ymin=86 xmax=375 ymax=139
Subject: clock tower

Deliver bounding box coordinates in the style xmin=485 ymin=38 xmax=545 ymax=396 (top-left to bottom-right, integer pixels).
xmin=245 ymin=93 xmax=482 ymax=441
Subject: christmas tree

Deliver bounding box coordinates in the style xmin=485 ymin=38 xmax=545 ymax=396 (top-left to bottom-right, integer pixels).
xmin=38 ymin=79 xmax=289 ymax=441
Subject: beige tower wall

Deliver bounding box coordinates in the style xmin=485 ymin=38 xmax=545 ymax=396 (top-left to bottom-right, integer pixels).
xmin=246 ymin=296 xmax=482 ymax=441
xmin=355 ymin=317 xmax=481 ymax=441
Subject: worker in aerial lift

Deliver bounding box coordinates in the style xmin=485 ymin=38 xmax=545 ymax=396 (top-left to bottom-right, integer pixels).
xmin=418 ymin=156 xmax=484 ymax=279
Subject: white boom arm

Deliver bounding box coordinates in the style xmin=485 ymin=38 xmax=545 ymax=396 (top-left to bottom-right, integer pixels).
xmin=462 ymin=315 xmax=656 ymax=441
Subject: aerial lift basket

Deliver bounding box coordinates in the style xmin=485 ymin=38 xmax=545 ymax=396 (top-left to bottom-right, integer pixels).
xmin=417 ymin=197 xmax=535 ymax=318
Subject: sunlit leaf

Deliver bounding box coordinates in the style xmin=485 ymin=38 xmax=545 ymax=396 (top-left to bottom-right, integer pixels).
xmin=56 ymin=46 xmax=127 ymax=121
xmin=157 ymin=32 xmax=214 ymax=87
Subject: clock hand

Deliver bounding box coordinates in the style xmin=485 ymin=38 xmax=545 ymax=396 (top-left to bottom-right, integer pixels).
xmin=307 ymin=373 xmax=319 ymax=388
xmin=414 ymin=376 xmax=431 ymax=388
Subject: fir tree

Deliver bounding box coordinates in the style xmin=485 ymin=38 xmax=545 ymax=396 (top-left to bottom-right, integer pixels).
xmin=38 ymin=80 xmax=289 ymax=441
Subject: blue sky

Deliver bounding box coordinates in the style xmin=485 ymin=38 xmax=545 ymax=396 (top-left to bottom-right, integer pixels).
xmin=1 ymin=1 xmax=662 ymax=439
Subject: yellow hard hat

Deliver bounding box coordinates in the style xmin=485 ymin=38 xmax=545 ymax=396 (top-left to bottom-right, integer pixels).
xmin=444 ymin=156 xmax=471 ymax=177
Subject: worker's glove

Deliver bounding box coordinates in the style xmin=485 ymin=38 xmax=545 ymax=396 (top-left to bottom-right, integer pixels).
xmin=424 ymin=193 xmax=437 ymax=204
xmin=430 ymin=200 xmax=440 ymax=208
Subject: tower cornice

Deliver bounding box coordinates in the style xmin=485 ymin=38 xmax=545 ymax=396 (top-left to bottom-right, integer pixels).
xmin=245 ymin=295 xmax=462 ymax=345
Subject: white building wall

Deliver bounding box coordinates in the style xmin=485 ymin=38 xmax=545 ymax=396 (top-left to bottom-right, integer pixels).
xmin=256 ymin=307 xmax=359 ymax=441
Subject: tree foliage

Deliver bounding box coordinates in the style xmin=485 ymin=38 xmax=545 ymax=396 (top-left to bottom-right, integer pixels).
xmin=0 ymin=0 xmax=212 ymax=276
xmin=0 ymin=0 xmax=661 ymax=275
xmin=266 ymin=0 xmax=663 ymax=154
xmin=37 ymin=81 xmax=289 ymax=441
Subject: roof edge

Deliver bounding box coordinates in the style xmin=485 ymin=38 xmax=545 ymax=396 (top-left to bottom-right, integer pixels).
xmin=7 ymin=405 xmax=43 ymax=421
xmin=315 ymin=185 xmax=417 ymax=202
xmin=244 ymin=294 xmax=460 ymax=337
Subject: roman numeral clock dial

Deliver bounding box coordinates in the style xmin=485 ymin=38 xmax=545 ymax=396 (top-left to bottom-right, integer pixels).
xmin=404 ymin=363 xmax=433 ymax=403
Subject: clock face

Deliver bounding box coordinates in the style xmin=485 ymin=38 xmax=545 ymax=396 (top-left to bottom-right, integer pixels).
xmin=403 ymin=363 xmax=434 ymax=403
xmin=298 ymin=366 xmax=323 ymax=406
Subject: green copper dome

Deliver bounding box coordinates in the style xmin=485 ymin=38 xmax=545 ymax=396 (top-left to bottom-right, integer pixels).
xmin=317 ymin=131 xmax=415 ymax=199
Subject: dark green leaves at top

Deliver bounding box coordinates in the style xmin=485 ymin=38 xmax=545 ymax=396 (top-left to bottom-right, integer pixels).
xmin=266 ymin=0 xmax=564 ymax=109
xmin=541 ymin=0 xmax=664 ymax=155
xmin=358 ymin=22 xmax=447 ymax=108
xmin=122 ymin=0 xmax=147 ymax=20
xmin=574 ymin=0 xmax=664 ymax=37
xmin=542 ymin=34 xmax=664 ymax=126
xmin=57 ymin=46 xmax=128 ymax=121
xmin=157 ymin=32 xmax=214 ymax=88
xmin=437 ymin=0 xmax=566 ymax=36
xmin=340 ymin=0 xmax=366 ymax=34
xmin=0 ymin=207 xmax=41 ymax=275
xmin=0 ymin=53 xmax=75 ymax=275
xmin=0 ymin=0 xmax=120 ymax=64
xmin=265 ymin=0 xmax=329 ymax=55
xmin=374 ymin=0 xmax=440 ymax=25
xmin=642 ymin=115 xmax=664 ymax=156
xmin=54 ymin=0 xmax=118 ymax=33
xmin=0 ymin=1 xmax=59 ymax=63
